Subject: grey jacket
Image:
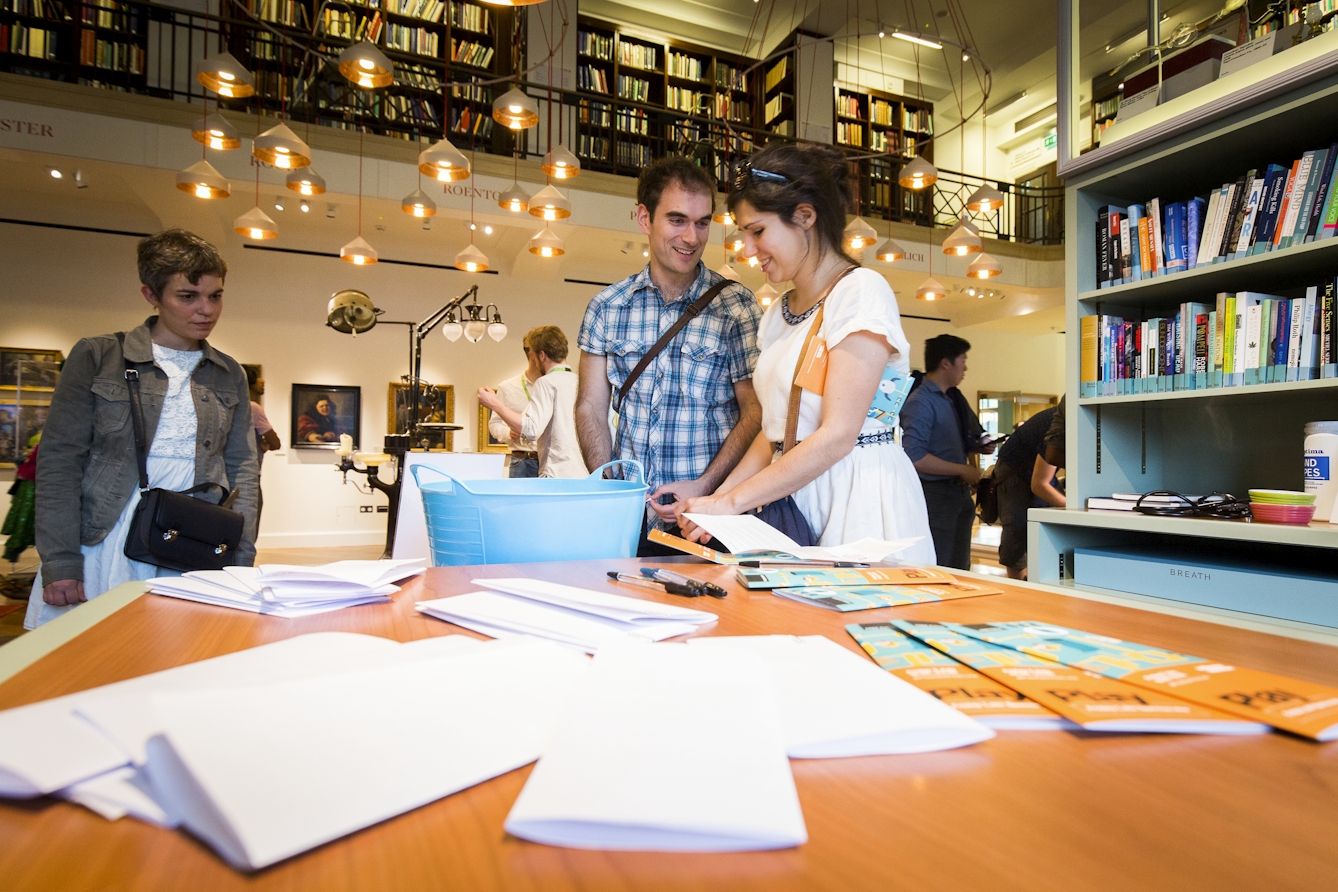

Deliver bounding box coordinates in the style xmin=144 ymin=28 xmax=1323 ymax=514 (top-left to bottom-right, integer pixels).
xmin=35 ymin=317 xmax=260 ymax=583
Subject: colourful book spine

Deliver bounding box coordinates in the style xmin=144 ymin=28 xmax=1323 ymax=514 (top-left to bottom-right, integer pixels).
xmin=1080 ymin=315 xmax=1098 ymax=397
xmin=1279 ymin=153 xmax=1313 ymax=248
xmin=1234 ymin=178 xmax=1265 ymax=258
xmin=1252 ymin=164 xmax=1289 ymax=252
xmin=1164 ymin=202 xmax=1188 ymax=272
xmin=1127 ymin=204 xmax=1144 ymax=280
xmin=1271 ymin=159 xmax=1301 ymax=249
xmin=1196 ymin=188 xmax=1223 ymax=265
xmin=1186 ymin=196 xmax=1207 ymax=269
xmin=1304 ymin=143 xmax=1338 ymax=242
xmin=1147 ymin=198 xmax=1163 ymax=276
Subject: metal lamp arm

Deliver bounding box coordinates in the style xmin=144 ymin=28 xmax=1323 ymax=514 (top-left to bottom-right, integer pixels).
xmin=418 ymin=285 xmax=478 ymax=339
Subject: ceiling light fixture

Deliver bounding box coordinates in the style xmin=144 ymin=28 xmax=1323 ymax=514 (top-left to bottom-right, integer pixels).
xmin=253 ymin=122 xmax=311 ymax=169
xmin=401 ymin=188 xmax=436 ymax=218
xmin=196 ymin=51 xmax=255 ymax=98
xmin=286 ymin=168 xmax=326 ymax=195
xmin=712 ymin=201 xmax=733 ymax=226
xmin=528 ymin=184 xmax=571 ymax=220
xmin=542 ymin=145 xmax=581 ymax=179
xmin=527 ymin=226 xmax=565 ymax=257
xmin=967 ymin=252 xmax=1002 ymax=279
xmin=724 ymin=230 xmax=745 ymax=252
xmin=340 ymin=236 xmax=378 ymax=265
xmin=234 ymin=205 xmax=278 ymax=240
xmin=418 ymin=137 xmax=471 ymax=182
xmin=492 ymin=87 xmax=538 ymax=130
xmin=898 ymin=155 xmax=938 ymax=190
xmin=892 ymin=31 xmax=942 ymax=50
xmin=755 ymin=282 xmax=779 ymax=307
xmin=916 ymin=277 xmax=946 ymax=300
xmin=338 ymin=42 xmax=394 ymax=88
xmin=48 ymin=168 xmax=61 ymax=179
xmin=191 ymin=113 xmax=240 ymax=150
xmin=176 ymin=160 xmax=230 ymax=199
xmin=942 ymin=220 xmax=982 ymax=256
xmin=300 ymin=199 xmax=309 ymax=213
xmin=844 ymin=216 xmax=878 ymax=251
xmin=454 ymin=242 xmax=489 ymax=273
xmin=715 ymin=260 xmax=739 ymax=281
xmin=874 ymin=238 xmax=906 ymax=262
xmin=499 ymin=181 xmax=529 ymax=212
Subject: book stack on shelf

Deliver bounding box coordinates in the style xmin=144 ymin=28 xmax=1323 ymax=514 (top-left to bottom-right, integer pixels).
xmin=248 ymin=0 xmax=308 ymax=27
xmin=1 ymin=0 xmax=66 ymax=66
xmin=764 ymin=55 xmax=793 ymax=136
xmin=79 ymin=0 xmax=144 ymax=78
xmin=835 ymin=88 xmax=865 ymax=147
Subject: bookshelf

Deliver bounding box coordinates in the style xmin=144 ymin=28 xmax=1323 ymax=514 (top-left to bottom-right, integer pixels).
xmin=1036 ymin=71 xmax=1338 ymax=629
xmin=1 ymin=0 xmax=152 ymax=90
xmin=831 ymin=82 xmax=932 ymax=157
xmin=763 ymin=51 xmax=793 ymax=137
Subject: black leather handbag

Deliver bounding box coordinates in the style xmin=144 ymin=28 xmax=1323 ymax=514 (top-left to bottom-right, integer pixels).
xmin=118 ymin=335 xmax=244 ymax=572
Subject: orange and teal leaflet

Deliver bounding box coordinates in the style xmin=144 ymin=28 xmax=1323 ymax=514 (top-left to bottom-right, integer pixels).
xmin=847 ymin=623 xmax=1069 ymax=730
xmin=943 ymin=620 xmax=1338 ymax=742
xmin=893 ymin=621 xmax=1270 ymax=735
xmin=736 ymin=566 xmax=956 ymax=590
xmin=777 ymin=581 xmax=1002 ymax=612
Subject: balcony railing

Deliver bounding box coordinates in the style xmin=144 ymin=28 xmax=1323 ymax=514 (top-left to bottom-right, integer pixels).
xmin=0 ymin=0 xmax=1063 ymax=245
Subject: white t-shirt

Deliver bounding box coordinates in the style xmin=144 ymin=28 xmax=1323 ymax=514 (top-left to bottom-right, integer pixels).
xmin=520 ymin=367 xmax=588 ymax=478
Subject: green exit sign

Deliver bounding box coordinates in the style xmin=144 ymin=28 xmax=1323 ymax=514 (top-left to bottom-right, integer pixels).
xmin=1043 ymin=131 xmax=1057 ymax=149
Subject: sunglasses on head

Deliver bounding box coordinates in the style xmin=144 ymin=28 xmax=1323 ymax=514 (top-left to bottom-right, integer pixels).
xmin=732 ymin=161 xmax=791 ymax=193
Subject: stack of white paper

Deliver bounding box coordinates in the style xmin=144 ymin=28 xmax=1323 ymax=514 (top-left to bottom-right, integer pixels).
xmin=688 ymin=635 xmax=994 ymax=757
xmin=682 ymin=513 xmax=922 ymax=563
xmin=505 ymin=642 xmax=807 ymax=852
xmin=148 ymin=559 xmax=426 ymax=617
xmin=416 ymin=578 xmax=717 ymax=653
xmin=142 ymin=638 xmax=590 ymax=870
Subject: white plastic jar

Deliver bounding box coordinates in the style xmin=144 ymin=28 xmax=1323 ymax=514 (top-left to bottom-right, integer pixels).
xmin=1304 ymin=421 xmax=1338 ymax=521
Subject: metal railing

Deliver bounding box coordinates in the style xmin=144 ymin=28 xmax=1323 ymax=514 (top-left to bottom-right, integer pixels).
xmin=0 ymin=0 xmax=1063 ymax=245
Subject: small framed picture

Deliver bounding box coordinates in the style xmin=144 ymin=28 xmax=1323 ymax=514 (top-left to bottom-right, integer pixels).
xmin=388 ymin=382 xmax=456 ymax=450
xmin=0 ymin=349 xmax=62 ymax=389
xmin=291 ymin=384 xmax=361 ymax=449
xmin=477 ymin=404 xmax=511 ymax=454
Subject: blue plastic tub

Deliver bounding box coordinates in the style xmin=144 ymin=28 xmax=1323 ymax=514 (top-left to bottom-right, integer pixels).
xmin=412 ymin=460 xmax=649 ymax=566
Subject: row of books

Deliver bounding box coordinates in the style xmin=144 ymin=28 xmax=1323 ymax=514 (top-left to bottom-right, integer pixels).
xmin=322 ymin=9 xmax=354 ymax=38
xmin=1092 ymin=94 xmax=1120 ymax=121
xmin=616 ymin=140 xmax=652 ymax=168
xmin=386 ymin=25 xmax=438 ymax=57
xmin=446 ymin=0 xmax=487 ymax=31
xmin=836 ymin=92 xmax=864 ymax=119
xmin=666 ymin=86 xmax=704 ymax=114
xmin=249 ymin=32 xmax=285 ymax=62
xmin=1078 ymin=283 xmax=1338 ymax=397
xmin=903 ymin=108 xmax=932 ymax=133
xmin=617 ymin=74 xmax=650 ymax=103
xmin=3 ymin=22 xmax=56 ymax=59
xmin=1096 ymin=145 xmax=1338 ymax=289
xmin=836 ymin=121 xmax=863 ymax=147
xmin=245 ymin=0 xmax=307 ymax=28
xmin=616 ymin=107 xmax=648 ymax=135
xmin=1 ymin=0 xmax=65 ymax=20
xmin=666 ymin=119 xmax=706 ymax=144
xmin=713 ymin=94 xmax=749 ymax=122
xmin=448 ymin=105 xmax=490 ymax=138
xmin=576 ymin=64 xmax=609 ymax=94
xmin=871 ymin=98 xmax=895 ymax=125
xmin=400 ymin=62 xmax=442 ymax=91
xmin=448 ymin=78 xmax=485 ymax=100
xmin=381 ymin=0 xmax=443 ymax=23
xmin=667 ymin=50 xmax=704 ymax=81
xmin=450 ymin=37 xmax=491 ymax=68
xmin=764 ymin=56 xmax=787 ymax=92
xmin=575 ymin=132 xmax=609 ymax=160
xmin=715 ymin=62 xmax=747 ymax=92
xmin=379 ymin=93 xmax=441 ymax=127
xmin=82 ymin=0 xmax=139 ymax=32
xmin=80 ymin=30 xmax=142 ymax=73
xmin=577 ymin=30 xmax=612 ymax=61
xmin=578 ymin=101 xmax=610 ymax=128
xmin=764 ymin=92 xmax=791 ymax=124
xmin=617 ymin=40 xmax=657 ymax=72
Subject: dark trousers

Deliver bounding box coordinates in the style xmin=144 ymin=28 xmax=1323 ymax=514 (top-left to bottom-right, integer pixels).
xmin=920 ymin=479 xmax=975 ymax=570
xmin=996 ymin=470 xmax=1044 ymax=571
xmin=508 ymin=456 xmax=539 ymax=478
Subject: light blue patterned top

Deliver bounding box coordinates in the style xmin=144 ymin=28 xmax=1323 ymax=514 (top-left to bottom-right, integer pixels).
xmin=150 ymin=343 xmax=202 ymax=460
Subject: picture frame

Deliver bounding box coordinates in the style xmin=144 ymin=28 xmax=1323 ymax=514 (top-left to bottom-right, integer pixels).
xmin=388 ymin=382 xmax=456 ymax=451
xmin=0 ymin=349 xmax=63 ymax=466
xmin=477 ymin=404 xmax=511 ymax=454
xmin=0 ymin=348 xmax=62 ymax=389
xmin=291 ymin=384 xmax=361 ymax=449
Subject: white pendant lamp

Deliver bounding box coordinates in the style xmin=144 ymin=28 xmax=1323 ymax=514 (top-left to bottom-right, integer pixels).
xmin=712 ymin=202 xmax=733 ymax=225
xmin=286 ymin=168 xmax=326 ymax=195
xmin=176 ymin=160 xmax=230 ymax=199
xmin=454 ymin=242 xmax=489 ymax=273
xmin=527 ymin=226 xmax=566 ymax=257
xmin=715 ymin=260 xmax=739 ymax=281
xmin=966 ymin=183 xmax=1005 ymax=213
xmin=492 ymin=87 xmax=539 ymax=130
xmin=234 ymin=206 xmax=278 ymax=240
xmin=724 ymin=230 xmax=745 ymax=252
xmin=191 ymin=113 xmax=239 ymax=150
xmin=874 ymin=238 xmax=906 ymax=262
xmin=462 ymin=304 xmax=488 ymax=342
xmin=418 ymin=138 xmax=471 ymax=182
xmin=755 ymin=282 xmax=779 ymax=307
xmin=542 ymin=145 xmax=581 ymax=179
xmin=916 ymin=276 xmax=946 ymax=301
xmin=967 ymin=252 xmax=1002 ymax=279
xmin=441 ymin=312 xmax=463 ymax=341
xmin=253 ymin=122 xmax=311 ymax=169
xmin=338 ymin=42 xmax=394 ymax=89
xmin=528 ymin=184 xmax=571 ymax=220
xmin=942 ymin=220 xmax=982 ymax=256
xmin=340 ymin=236 xmax=378 ymax=266
xmin=401 ymin=188 xmax=436 ymax=217
xmin=499 ymin=182 xmax=529 ymax=212
xmin=196 ymin=51 xmax=254 ymax=98
xmin=844 ymin=216 xmax=878 ymax=250
xmin=898 ymin=155 xmax=938 ymax=190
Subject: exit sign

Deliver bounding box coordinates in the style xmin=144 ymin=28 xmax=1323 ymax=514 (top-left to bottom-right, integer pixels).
xmin=1043 ymin=131 xmax=1057 ymax=149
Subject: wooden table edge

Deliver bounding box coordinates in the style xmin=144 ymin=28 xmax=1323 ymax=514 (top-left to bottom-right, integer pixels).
xmin=0 ymin=581 xmax=147 ymax=685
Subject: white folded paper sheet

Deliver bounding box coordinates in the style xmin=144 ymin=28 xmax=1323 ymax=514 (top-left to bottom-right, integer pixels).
xmin=142 ymin=639 xmax=589 ymax=871
xmin=473 ymin=578 xmax=718 ymax=626
xmin=59 ymin=766 xmax=178 ymax=827
xmin=416 ymin=591 xmax=702 ymax=654
xmin=504 ymin=642 xmax=807 ymax=852
xmin=251 ymin=559 xmax=426 ymax=589
xmin=688 ymin=635 xmax=994 ymax=757
xmin=682 ymin=513 xmax=922 ymax=563
xmin=148 ymin=560 xmax=424 ymax=616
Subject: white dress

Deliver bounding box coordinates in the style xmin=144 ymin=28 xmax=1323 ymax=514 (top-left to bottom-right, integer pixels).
xmin=752 ymin=268 xmax=937 ymax=564
xmin=26 ymin=345 xmax=201 ymax=629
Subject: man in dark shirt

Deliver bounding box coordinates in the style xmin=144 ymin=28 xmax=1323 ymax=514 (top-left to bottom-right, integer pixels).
xmin=900 ymin=335 xmax=993 ymax=569
xmin=994 ymin=404 xmax=1065 ymax=579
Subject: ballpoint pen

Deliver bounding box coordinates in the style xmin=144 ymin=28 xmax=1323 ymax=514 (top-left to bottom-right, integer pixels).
xmin=606 ymin=571 xmax=701 ymax=597
xmin=639 ymin=567 xmax=728 ymax=598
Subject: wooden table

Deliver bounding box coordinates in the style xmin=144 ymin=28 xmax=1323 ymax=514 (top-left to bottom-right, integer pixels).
xmin=2 ymin=560 xmax=1336 ymax=892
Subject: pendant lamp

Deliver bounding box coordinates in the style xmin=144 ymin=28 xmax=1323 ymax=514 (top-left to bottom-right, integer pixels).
xmin=942 ymin=220 xmax=982 ymax=256
xmin=253 ymin=122 xmax=311 ymax=169
xmin=724 ymin=230 xmax=745 ymax=252
xmin=340 ymin=236 xmax=378 ymax=265
xmin=916 ymin=276 xmax=946 ymax=301
xmin=499 ymin=182 xmax=529 ymax=212
xmin=966 ymin=183 xmax=1005 ymax=213
xmin=844 ymin=216 xmax=878 ymax=250
xmin=191 ymin=113 xmax=239 ymax=150
xmin=528 ymin=184 xmax=571 ymax=220
xmin=234 ymin=206 xmax=278 ymax=240
xmin=477 ymin=0 xmax=549 ymax=6
xmin=715 ymin=260 xmax=739 ymax=281
xmin=462 ymin=304 xmax=488 ymax=342
xmin=401 ymin=188 xmax=436 ymax=217
xmin=441 ymin=312 xmax=463 ymax=341
xmin=454 ymin=242 xmax=489 ymax=273
xmin=486 ymin=308 xmax=508 ymax=342
xmin=286 ymin=168 xmax=326 ymax=196
xmin=967 ymin=252 xmax=1002 ymax=279
xmin=338 ymin=42 xmax=394 ymax=89
xmin=755 ymin=282 xmax=779 ymax=307
xmin=196 ymin=51 xmax=255 ymax=98
xmin=712 ymin=202 xmax=734 ymax=225
xmin=492 ymin=87 xmax=539 ymax=130
xmin=527 ymin=226 xmax=565 ymax=257
xmin=418 ymin=138 xmax=471 ymax=182
xmin=874 ymin=238 xmax=906 ymax=262
xmin=542 ymin=145 xmax=581 ymax=179
xmin=176 ymin=160 xmax=230 ymax=199
xmin=898 ymin=155 xmax=938 ymax=190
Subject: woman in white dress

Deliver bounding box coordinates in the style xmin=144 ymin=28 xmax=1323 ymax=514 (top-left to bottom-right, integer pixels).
xmin=27 ymin=230 xmax=258 ymax=628
xmin=677 ymin=144 xmax=936 ymax=563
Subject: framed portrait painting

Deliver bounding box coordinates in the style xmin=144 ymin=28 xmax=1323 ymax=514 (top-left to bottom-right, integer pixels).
xmin=388 ymin=382 xmax=456 ymax=450
xmin=291 ymin=384 xmax=361 ymax=449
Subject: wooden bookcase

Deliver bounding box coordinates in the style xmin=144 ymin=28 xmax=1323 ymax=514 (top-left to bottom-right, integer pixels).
xmin=1 ymin=0 xmax=148 ymax=91
xmin=832 ymin=81 xmax=933 ymax=223
xmin=1033 ymin=70 xmax=1338 ymax=631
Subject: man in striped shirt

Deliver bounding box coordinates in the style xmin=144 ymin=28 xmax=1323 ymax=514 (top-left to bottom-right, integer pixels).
xmin=576 ymin=158 xmax=762 ymax=555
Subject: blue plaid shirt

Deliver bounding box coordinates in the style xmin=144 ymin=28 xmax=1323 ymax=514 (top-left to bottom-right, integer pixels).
xmin=579 ymin=263 xmax=761 ymax=527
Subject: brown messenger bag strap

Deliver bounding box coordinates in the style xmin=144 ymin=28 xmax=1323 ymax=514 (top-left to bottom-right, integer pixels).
xmin=614 ymin=279 xmax=731 ymax=414
xmin=782 ymin=266 xmax=858 ymax=454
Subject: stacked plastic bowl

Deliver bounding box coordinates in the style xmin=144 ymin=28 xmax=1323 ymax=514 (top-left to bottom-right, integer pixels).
xmin=1248 ymin=489 xmax=1317 ymax=524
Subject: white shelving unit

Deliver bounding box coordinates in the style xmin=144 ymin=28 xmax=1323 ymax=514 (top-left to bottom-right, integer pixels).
xmin=1032 ymin=68 xmax=1338 ymax=629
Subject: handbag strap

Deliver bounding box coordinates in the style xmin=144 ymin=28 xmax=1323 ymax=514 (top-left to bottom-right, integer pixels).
xmin=117 ymin=332 xmax=151 ymax=493
xmin=782 ymin=266 xmax=858 ymax=454
xmin=614 ymin=279 xmax=731 ymax=414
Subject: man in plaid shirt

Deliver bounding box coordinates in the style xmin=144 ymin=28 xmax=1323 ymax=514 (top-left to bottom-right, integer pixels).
xmin=576 ymin=158 xmax=762 ymax=554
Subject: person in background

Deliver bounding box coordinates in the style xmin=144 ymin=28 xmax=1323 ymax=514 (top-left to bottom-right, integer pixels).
xmin=27 ymin=229 xmax=258 ymax=629
xmin=1043 ymin=394 xmax=1066 ymax=470
xmin=575 ymin=156 xmax=762 ymax=555
xmin=675 ymin=143 xmax=935 ymax=562
xmin=488 ymin=336 xmax=543 ymax=478
xmin=297 ymin=395 xmax=340 ymax=444
xmin=993 ymin=403 xmax=1065 ymax=580
xmin=479 ymin=326 xmax=587 ymax=478
xmin=245 ymin=365 xmax=280 ymax=524
xmin=899 ymin=334 xmax=995 ymax=570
